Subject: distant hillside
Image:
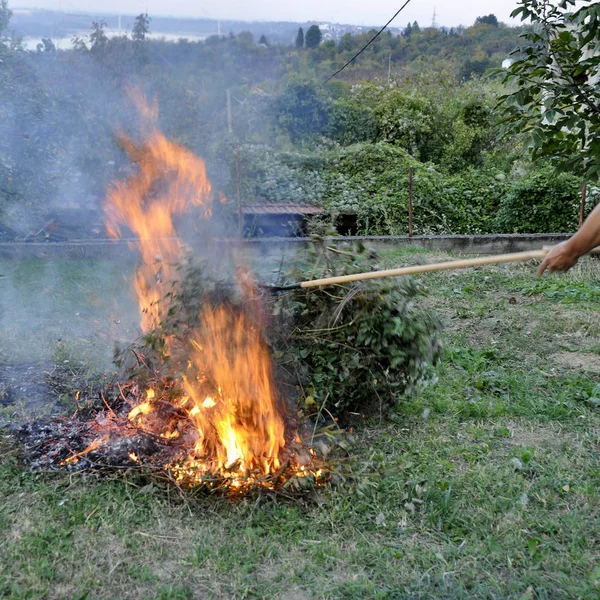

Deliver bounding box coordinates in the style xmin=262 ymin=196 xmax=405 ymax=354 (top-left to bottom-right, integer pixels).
xmin=9 ymin=8 xmax=375 ymax=45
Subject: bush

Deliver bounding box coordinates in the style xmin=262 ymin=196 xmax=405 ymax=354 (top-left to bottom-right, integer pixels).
xmin=275 ymin=245 xmax=442 ymax=419
xmin=237 ymin=142 xmax=509 ymax=235
xmin=237 ymin=145 xmax=327 ymax=205
xmin=327 ymin=99 xmax=377 ymax=146
xmin=495 ymin=166 xmax=583 ymax=233
xmin=441 ymin=168 xmax=507 ymax=234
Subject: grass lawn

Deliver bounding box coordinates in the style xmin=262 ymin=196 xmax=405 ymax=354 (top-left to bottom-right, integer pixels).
xmin=1 ymin=249 xmax=599 ymax=599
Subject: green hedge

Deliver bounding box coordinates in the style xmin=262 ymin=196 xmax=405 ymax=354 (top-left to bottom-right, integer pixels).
xmin=239 ymin=142 xmax=510 ymax=235
xmin=495 ymin=166 xmax=585 ymax=233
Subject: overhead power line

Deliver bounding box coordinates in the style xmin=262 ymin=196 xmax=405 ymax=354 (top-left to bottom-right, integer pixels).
xmin=324 ymin=0 xmax=415 ymax=84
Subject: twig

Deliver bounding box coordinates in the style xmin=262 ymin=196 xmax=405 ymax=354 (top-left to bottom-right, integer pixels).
xmin=311 ymin=392 xmax=330 ymax=446
xmin=325 ymin=246 xmax=359 ymax=257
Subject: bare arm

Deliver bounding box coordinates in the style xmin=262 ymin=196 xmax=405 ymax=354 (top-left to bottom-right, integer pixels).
xmin=538 ymin=202 xmax=600 ymax=275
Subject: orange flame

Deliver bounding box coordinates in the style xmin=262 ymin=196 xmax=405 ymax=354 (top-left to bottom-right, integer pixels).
xmin=179 ymin=303 xmax=285 ymax=477
xmin=103 ymin=90 xmax=288 ymax=486
xmin=105 ymin=89 xmax=212 ymax=332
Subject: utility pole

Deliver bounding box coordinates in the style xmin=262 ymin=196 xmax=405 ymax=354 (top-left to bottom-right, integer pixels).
xmin=431 ymin=7 xmax=437 ymax=28
xmin=227 ymin=89 xmax=243 ymax=238
xmin=236 ymin=148 xmax=243 ymax=238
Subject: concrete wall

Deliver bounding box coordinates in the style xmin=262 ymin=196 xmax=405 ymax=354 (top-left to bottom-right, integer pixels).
xmin=0 ymin=233 xmax=573 ymax=261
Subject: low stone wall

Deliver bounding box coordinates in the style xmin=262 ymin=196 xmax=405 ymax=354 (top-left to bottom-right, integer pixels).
xmin=0 ymin=233 xmax=572 ymax=261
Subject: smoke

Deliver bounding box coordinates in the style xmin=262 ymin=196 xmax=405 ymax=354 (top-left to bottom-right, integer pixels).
xmin=0 ymin=24 xmax=303 ymax=422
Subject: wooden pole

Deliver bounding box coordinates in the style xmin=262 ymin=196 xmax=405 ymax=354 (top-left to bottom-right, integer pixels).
xmin=298 ymin=250 xmax=548 ymax=288
xmin=408 ymin=167 xmax=413 ymax=237
xmin=226 ymin=89 xmax=243 ymax=238
xmin=236 ymin=147 xmax=243 ymax=239
xmin=269 ymin=246 xmax=600 ymax=291
xmin=226 ymin=89 xmax=233 ymax=135
xmin=579 ymin=183 xmax=587 ymax=229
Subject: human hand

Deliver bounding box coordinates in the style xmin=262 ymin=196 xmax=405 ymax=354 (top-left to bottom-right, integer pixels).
xmin=537 ymin=241 xmax=580 ymax=275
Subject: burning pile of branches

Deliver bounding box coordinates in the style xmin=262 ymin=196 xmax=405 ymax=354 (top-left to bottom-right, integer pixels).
xmin=17 ymin=91 xmax=327 ymax=494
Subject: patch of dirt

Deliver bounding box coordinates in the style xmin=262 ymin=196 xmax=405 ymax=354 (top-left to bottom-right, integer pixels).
xmin=0 ymin=362 xmax=57 ymax=414
xmin=275 ymin=588 xmax=310 ymax=600
xmin=0 ymin=361 xmax=101 ymax=428
xmin=506 ymin=422 xmax=566 ymax=448
xmin=551 ymin=351 xmax=600 ymax=373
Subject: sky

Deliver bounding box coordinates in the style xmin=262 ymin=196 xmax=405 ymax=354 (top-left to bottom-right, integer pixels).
xmin=12 ymin=0 xmax=522 ymax=28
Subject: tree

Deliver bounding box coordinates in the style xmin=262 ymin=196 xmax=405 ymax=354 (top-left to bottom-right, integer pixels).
xmin=404 ymin=22 xmax=413 ymax=37
xmin=500 ymin=0 xmax=600 ymax=182
xmin=89 ymin=20 xmax=108 ymax=53
xmin=273 ymin=81 xmax=331 ymax=141
xmin=338 ymin=32 xmax=354 ymax=52
xmin=132 ymin=13 xmax=151 ymax=42
xmin=258 ymin=34 xmax=269 ymax=47
xmin=36 ymin=38 xmax=56 ymax=53
xmin=71 ymin=35 xmax=88 ymax=52
xmin=460 ymin=56 xmax=493 ymax=80
xmin=305 ymin=25 xmax=322 ymax=49
xmin=295 ymin=27 xmax=304 ymax=49
xmin=475 ymin=14 xmax=499 ymax=27
xmin=0 ymin=0 xmax=12 ymax=50
xmin=236 ymin=31 xmax=254 ymax=49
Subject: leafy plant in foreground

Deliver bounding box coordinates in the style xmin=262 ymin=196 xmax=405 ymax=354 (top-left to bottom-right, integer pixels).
xmin=499 ymin=0 xmax=600 ymax=182
xmin=274 ymin=244 xmax=443 ymax=419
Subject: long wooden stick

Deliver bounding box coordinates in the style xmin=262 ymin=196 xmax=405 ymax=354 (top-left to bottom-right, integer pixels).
xmin=270 ymin=247 xmax=599 ymax=291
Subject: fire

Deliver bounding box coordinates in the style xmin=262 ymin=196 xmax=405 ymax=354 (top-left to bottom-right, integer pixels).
xmin=104 ymin=89 xmax=212 ymax=332
xmin=177 ymin=304 xmax=286 ymax=479
xmin=63 ymin=438 xmax=105 ymax=465
xmin=89 ymin=90 xmax=305 ymax=490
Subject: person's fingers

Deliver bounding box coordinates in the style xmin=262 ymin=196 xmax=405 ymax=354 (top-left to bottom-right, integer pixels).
xmin=537 ymin=258 xmax=549 ymax=276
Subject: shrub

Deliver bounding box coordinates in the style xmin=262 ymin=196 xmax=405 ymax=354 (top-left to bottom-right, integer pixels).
xmin=326 ymin=99 xmax=377 ymax=145
xmin=495 ymin=166 xmax=584 ymax=233
xmin=237 ymin=142 xmax=509 ymax=235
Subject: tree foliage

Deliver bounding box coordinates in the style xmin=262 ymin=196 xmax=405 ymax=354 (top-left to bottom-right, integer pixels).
xmin=0 ymin=0 xmax=12 ymax=51
xmin=295 ymin=27 xmax=304 ymax=49
xmin=500 ymin=0 xmax=600 ymax=182
xmin=132 ymin=13 xmax=151 ymax=42
xmin=89 ymin=20 xmax=108 ymax=53
xmin=273 ymin=80 xmax=331 ymax=142
xmin=476 ymin=14 xmax=499 ymax=27
xmin=305 ymin=25 xmax=322 ymax=49
xmin=0 ymin=5 xmax=587 ymax=238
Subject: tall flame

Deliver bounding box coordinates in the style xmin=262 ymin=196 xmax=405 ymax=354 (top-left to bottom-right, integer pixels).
xmin=104 ymin=90 xmax=287 ymax=485
xmin=105 ymin=89 xmax=212 ymax=332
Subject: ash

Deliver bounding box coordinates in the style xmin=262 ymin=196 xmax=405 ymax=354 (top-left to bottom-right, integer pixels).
xmin=15 ymin=390 xmax=177 ymax=471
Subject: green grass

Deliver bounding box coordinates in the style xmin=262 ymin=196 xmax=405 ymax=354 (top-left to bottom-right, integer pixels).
xmin=0 ymin=258 xmax=138 ymax=367
xmin=1 ymin=252 xmax=600 ymax=599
